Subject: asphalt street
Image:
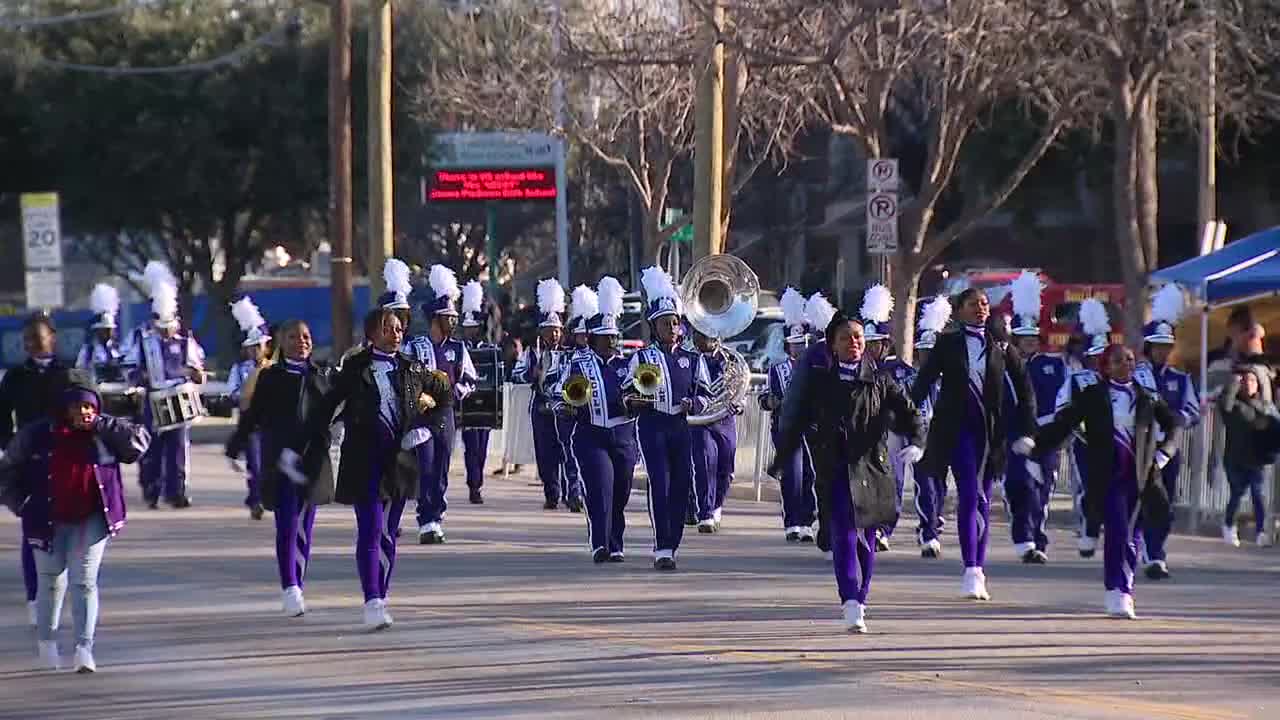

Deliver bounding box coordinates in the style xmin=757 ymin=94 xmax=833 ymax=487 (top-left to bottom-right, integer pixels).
xmin=1 ymin=427 xmax=1276 ymax=719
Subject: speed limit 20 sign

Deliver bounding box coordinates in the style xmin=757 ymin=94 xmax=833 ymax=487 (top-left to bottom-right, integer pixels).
xmin=20 ymin=192 xmax=65 ymax=309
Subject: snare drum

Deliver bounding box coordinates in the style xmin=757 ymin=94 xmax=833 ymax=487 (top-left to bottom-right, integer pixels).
xmin=148 ymin=382 xmax=207 ymax=432
xmin=459 ymin=347 xmax=503 ymax=430
xmin=98 ymin=382 xmax=142 ymax=418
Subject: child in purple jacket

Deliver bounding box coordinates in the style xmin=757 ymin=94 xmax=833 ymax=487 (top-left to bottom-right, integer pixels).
xmin=0 ymin=374 xmax=150 ymax=673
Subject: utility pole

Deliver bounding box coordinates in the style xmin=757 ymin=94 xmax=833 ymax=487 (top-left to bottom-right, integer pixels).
xmin=1197 ymin=0 xmax=1217 ymax=250
xmin=368 ymin=0 xmax=394 ymax=299
xmin=692 ymin=1 xmax=725 ymax=261
xmin=328 ymin=0 xmax=354 ymax=353
xmin=552 ymin=0 xmax=570 ymax=287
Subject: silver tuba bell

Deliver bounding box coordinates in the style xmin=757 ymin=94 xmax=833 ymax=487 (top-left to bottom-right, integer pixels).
xmin=681 ymin=254 xmax=759 ymax=426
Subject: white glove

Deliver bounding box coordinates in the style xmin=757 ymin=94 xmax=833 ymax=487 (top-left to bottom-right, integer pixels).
xmin=1155 ymin=450 xmax=1171 ymax=470
xmin=278 ymin=448 xmax=307 ymax=486
xmin=1012 ymin=436 xmax=1036 ymax=456
xmin=897 ymin=445 xmax=924 ymax=465
xmin=228 ymin=456 xmax=246 ymax=474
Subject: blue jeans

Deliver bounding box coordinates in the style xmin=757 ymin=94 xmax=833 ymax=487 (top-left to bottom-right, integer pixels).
xmin=1224 ymin=466 xmax=1267 ymax=537
xmin=34 ymin=513 xmax=109 ymax=650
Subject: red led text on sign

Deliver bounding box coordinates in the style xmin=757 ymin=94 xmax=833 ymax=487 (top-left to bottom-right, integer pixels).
xmin=426 ymin=168 xmax=557 ymax=202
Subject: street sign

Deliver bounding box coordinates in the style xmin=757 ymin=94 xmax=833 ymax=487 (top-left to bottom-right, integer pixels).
xmin=20 ymin=192 xmax=65 ymax=309
xmin=866 ymin=191 xmax=899 ymax=255
xmin=670 ymin=224 xmax=693 ymax=245
xmin=431 ymin=131 xmax=558 ymax=170
xmin=867 ymin=158 xmax=899 ymax=192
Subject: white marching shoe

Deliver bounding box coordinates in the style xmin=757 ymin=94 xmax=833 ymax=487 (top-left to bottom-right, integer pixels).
xmin=842 ymin=601 xmax=867 ymax=634
xmin=1222 ymin=525 xmax=1240 ymax=548
xmin=282 ymin=586 xmax=306 ymax=617
xmin=37 ymin=640 xmax=59 ymax=671
xmin=27 ymin=600 xmax=37 ymax=627
xmin=1078 ymin=535 xmax=1098 ymax=558
xmin=363 ymin=599 xmax=392 ymax=631
xmin=1258 ymin=532 xmax=1273 ymax=548
xmin=73 ymin=645 xmax=97 ymax=673
xmin=1106 ymin=590 xmax=1137 ymax=619
xmin=920 ymin=538 xmax=942 ymax=559
xmin=962 ymin=567 xmax=991 ymax=600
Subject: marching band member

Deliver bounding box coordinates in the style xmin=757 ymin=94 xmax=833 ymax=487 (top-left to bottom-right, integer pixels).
xmin=771 ymin=311 xmax=925 ymax=633
xmin=859 ymin=284 xmax=912 ymax=552
xmin=626 ymin=266 xmax=710 ymax=571
xmin=459 ymin=280 xmax=493 ymax=505
xmin=554 ymin=278 xmax=637 ymax=563
xmin=406 ymin=264 xmax=477 ymax=544
xmin=75 ymin=284 xmax=125 ymax=384
xmin=227 ymin=297 xmax=271 ymax=520
xmin=912 ymin=296 xmax=950 ymax=558
xmin=760 ymin=288 xmax=817 ymax=543
xmin=1005 ymin=271 xmax=1069 ymax=564
xmin=568 ymin=285 xmax=594 ymax=352
xmin=378 ymin=258 xmax=414 ymax=328
xmin=690 ymin=325 xmax=741 ymax=533
xmin=0 ymin=314 xmax=70 ymax=626
xmin=910 ymin=288 xmax=1035 ymax=601
xmin=511 ymin=279 xmax=581 ymax=511
xmin=123 ymin=262 xmax=205 ymax=510
xmin=283 ymin=308 xmax=448 ymax=629
xmin=1028 ymin=344 xmax=1181 ymax=619
xmin=227 ymin=320 xmax=335 ymax=618
xmin=1136 ymin=285 xmax=1199 ymax=578
xmin=1058 ymin=298 xmax=1111 ymax=558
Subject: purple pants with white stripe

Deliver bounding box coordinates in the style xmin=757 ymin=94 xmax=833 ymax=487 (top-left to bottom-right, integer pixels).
xmin=571 ymin=423 xmax=637 ymax=554
xmin=771 ymin=427 xmax=817 ymax=529
xmin=691 ymin=418 xmax=736 ymax=522
xmin=461 ymin=429 xmax=490 ymax=491
xmin=638 ymin=412 xmax=694 ymax=554
xmin=951 ymin=426 xmax=996 ymax=569
xmin=244 ymin=432 xmax=263 ymax=508
xmin=274 ymin=476 xmax=317 ymax=590
xmin=1005 ymin=450 xmax=1059 ymax=552
xmin=828 ymin=460 xmax=877 ymax=605
xmin=357 ymin=428 xmax=407 ymax=601
xmin=21 ymin=533 xmax=36 ymax=602
xmin=1104 ymin=449 xmax=1141 ymax=594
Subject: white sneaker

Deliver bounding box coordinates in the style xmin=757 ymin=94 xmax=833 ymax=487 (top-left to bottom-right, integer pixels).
xmin=1257 ymin=532 xmax=1273 ymax=548
xmin=962 ymin=568 xmax=991 ymax=600
xmin=1104 ymin=589 xmax=1122 ymax=616
xmin=712 ymin=507 xmax=723 ymax=523
xmin=1078 ymin=535 xmax=1098 ymax=557
xmin=27 ymin=600 xmax=37 ymax=628
xmin=363 ymin=599 xmax=391 ymax=631
xmin=841 ymin=600 xmax=867 ymax=634
xmin=73 ymin=645 xmax=96 ymax=674
xmin=1120 ymin=593 xmax=1137 ymax=620
xmin=798 ymin=526 xmax=816 ymax=541
xmin=1222 ymin=525 xmax=1240 ymax=548
xmin=282 ymin=586 xmax=306 ymax=617
xmin=920 ymin=538 xmax=942 ymax=558
xmin=1013 ymin=541 xmax=1036 ymax=558
xmin=37 ymin=640 xmax=59 ymax=671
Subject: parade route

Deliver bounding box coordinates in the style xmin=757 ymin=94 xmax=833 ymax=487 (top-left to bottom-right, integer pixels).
xmin=1 ymin=437 xmax=1277 ymax=720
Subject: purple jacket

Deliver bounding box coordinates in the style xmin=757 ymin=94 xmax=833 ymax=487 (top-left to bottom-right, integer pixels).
xmin=0 ymin=415 xmax=151 ymax=551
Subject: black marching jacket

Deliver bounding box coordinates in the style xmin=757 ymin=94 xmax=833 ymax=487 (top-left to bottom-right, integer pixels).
xmin=909 ymin=328 xmax=1035 ymax=478
xmin=0 ymin=358 xmax=71 ymax=445
xmin=293 ymin=349 xmax=449 ymax=506
xmin=1034 ymin=378 xmax=1182 ymax=526
xmin=226 ymin=360 xmax=337 ymax=511
xmin=775 ymin=358 xmax=925 ymax=527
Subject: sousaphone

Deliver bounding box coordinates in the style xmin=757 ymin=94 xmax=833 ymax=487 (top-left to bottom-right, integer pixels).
xmin=680 ymin=254 xmax=759 ymax=426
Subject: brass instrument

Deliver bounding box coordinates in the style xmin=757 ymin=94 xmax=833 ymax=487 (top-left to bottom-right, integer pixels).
xmin=562 ymin=375 xmax=593 ymax=407
xmin=634 ymin=363 xmax=663 ymax=397
xmin=681 ymin=254 xmax=759 ymax=426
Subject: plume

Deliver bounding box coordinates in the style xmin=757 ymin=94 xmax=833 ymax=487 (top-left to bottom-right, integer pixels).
xmin=640 ymin=265 xmax=678 ymax=302
xmin=230 ymin=297 xmax=266 ymax=333
xmin=536 ymin=278 xmax=566 ymax=315
xmin=598 ymin=276 xmax=625 ymax=317
xmin=461 ymin=280 xmax=484 ymax=315
xmin=383 ymin=258 xmax=412 ymax=297
xmin=571 ymin=284 xmax=599 ymax=321
xmin=859 ymin=284 xmax=894 ymax=324
xmin=805 ymin=292 xmax=836 ymax=331
xmin=428 ymin=264 xmax=460 ymax=300
xmin=1010 ymin=270 xmax=1043 ymax=319
xmin=918 ymin=295 xmax=952 ymax=333
xmin=1150 ymin=284 xmax=1185 ymax=325
xmin=1079 ymin=297 xmax=1110 ymax=336
xmin=89 ymin=283 xmax=120 ymax=316
xmin=151 ymin=281 xmax=178 ymax=319
xmin=142 ymin=261 xmax=176 ymax=296
xmin=780 ymin=287 xmax=806 ymax=328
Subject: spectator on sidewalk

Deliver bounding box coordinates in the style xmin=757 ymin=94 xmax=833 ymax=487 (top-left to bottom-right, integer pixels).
xmin=1218 ymin=368 xmax=1277 ymax=548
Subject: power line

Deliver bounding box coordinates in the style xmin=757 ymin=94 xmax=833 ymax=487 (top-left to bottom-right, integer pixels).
xmin=0 ymin=1 xmax=166 ymax=30
xmin=23 ymin=24 xmax=294 ymax=75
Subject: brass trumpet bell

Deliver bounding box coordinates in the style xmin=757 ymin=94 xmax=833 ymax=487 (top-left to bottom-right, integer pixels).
xmin=562 ymin=375 xmax=593 ymax=407
xmin=634 ymin=363 xmax=663 ymax=396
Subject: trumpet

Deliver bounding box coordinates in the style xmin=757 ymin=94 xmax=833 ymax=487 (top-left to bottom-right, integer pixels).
xmin=634 ymin=363 xmax=663 ymax=396
xmin=562 ymin=375 xmax=593 ymax=408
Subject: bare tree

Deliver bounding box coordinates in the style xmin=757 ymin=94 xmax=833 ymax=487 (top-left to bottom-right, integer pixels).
xmin=411 ymin=2 xmax=806 ymax=267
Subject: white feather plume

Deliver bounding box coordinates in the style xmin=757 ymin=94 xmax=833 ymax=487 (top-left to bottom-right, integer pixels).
xmin=142 ymin=261 xmax=176 ymax=296
xmin=598 ymin=276 xmax=625 ymax=317
xmin=536 ymin=278 xmax=566 ymax=315
xmin=1010 ymin=270 xmax=1043 ymax=319
xmin=570 ymin=284 xmax=599 ymax=321
xmin=805 ymin=292 xmax=836 ymax=331
xmin=230 ymin=297 xmax=266 ymax=333
xmin=859 ymin=284 xmax=894 ymax=324
xmin=640 ymin=266 xmax=678 ymax=302
xmin=383 ymin=258 xmax=412 ymax=297
xmin=151 ymin=282 xmax=178 ymax=319
xmin=918 ymin=295 xmax=952 ymax=333
xmin=780 ymin=287 xmax=806 ymax=328
xmin=461 ymin=280 xmax=484 ymax=315
xmin=1078 ymin=297 xmax=1110 ymax=337
xmin=90 ymin=283 xmax=120 ymax=316
xmin=428 ymin=264 xmax=460 ymax=301
xmin=1150 ymin=284 xmax=1185 ymax=325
